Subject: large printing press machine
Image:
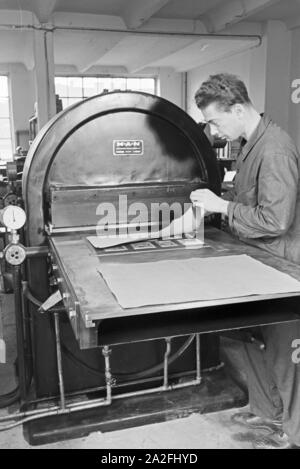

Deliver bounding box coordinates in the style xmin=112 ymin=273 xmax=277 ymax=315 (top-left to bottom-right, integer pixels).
xmin=1 ymin=91 xmax=300 ymax=445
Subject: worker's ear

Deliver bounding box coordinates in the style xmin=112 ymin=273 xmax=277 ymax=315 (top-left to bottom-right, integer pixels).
xmin=232 ymin=103 xmax=244 ymax=119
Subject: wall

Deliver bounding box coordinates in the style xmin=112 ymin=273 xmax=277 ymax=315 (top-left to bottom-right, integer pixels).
xmin=9 ymin=65 xmax=35 ymax=136
xmin=288 ymin=27 xmax=300 ymax=150
xmin=157 ymin=68 xmax=183 ymax=108
xmin=263 ymin=21 xmax=291 ymax=132
xmin=186 ymin=20 xmax=295 ymax=140
xmin=186 ymin=41 xmax=267 ymax=123
xmin=0 ymin=63 xmax=35 ymax=153
xmin=248 ymin=37 xmax=267 ymax=117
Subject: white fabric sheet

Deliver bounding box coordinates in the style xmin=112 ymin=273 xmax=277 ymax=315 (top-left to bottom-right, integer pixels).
xmin=97 ymin=254 xmax=300 ymax=309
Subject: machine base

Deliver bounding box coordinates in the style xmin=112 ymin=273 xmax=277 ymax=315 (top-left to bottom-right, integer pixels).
xmin=24 ymin=368 xmax=247 ymax=446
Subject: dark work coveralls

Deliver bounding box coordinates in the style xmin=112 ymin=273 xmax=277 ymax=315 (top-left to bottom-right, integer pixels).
xmin=223 ymin=115 xmax=300 ymax=445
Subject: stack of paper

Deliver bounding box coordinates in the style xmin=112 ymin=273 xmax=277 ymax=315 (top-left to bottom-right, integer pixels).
xmin=97 ymin=254 xmax=300 ymax=308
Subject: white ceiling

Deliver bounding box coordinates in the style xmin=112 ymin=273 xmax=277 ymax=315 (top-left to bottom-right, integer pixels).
xmin=245 ymin=0 xmax=300 ymax=22
xmin=0 ymin=0 xmax=298 ymax=74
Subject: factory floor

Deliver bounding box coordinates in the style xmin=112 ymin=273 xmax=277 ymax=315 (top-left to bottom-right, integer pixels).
xmin=0 ymin=292 xmax=266 ymax=450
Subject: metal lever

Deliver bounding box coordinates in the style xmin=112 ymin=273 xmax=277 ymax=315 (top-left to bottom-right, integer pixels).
xmin=38 ymin=290 xmax=63 ymax=313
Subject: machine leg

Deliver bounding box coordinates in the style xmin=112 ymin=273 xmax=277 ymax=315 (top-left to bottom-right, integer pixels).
xmin=13 ymin=265 xmax=27 ymax=402
xmin=102 ymin=346 xmax=113 ymax=404
xmin=53 ymin=312 xmax=66 ymax=409
xmin=163 ymin=338 xmax=171 ymax=389
xmin=196 ymin=333 xmax=201 ymax=383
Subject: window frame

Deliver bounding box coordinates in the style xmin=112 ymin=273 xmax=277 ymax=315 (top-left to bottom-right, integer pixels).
xmin=55 ymin=75 xmax=158 ymax=110
xmin=0 ymin=75 xmax=13 ymax=163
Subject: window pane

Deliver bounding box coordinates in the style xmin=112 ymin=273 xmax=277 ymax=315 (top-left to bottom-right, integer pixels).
xmin=0 ymin=98 xmax=9 ymax=118
xmin=0 ymin=77 xmax=12 ymax=161
xmin=55 ymin=76 xmax=157 ymax=103
xmin=83 ymin=77 xmax=98 ymax=97
xmin=55 ymin=77 xmax=68 ymax=97
xmin=67 ymin=77 xmax=83 ymax=98
xmin=111 ymin=77 xmax=126 ymax=91
xmin=140 ymin=78 xmax=155 ymax=94
xmin=68 ymin=97 xmax=82 ymax=106
xmin=61 ymin=98 xmax=69 ymax=110
xmin=0 ymin=118 xmax=11 ymax=139
xmin=0 ymin=76 xmax=8 ymax=97
xmin=98 ymin=77 xmax=112 ymax=93
xmin=142 ymin=88 xmax=154 ymax=95
xmin=126 ymin=78 xmax=141 ymax=91
xmin=0 ymin=139 xmax=12 ymax=160
xmin=142 ymin=78 xmax=155 ymax=89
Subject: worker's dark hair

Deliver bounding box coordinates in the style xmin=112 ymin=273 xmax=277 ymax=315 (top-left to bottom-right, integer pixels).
xmin=194 ymin=73 xmax=251 ymax=111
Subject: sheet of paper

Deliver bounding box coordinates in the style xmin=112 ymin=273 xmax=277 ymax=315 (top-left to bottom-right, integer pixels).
xmin=87 ymin=232 xmax=154 ymax=249
xmin=223 ymin=170 xmax=236 ymax=182
xmin=97 ymin=254 xmax=300 ymax=309
xmin=86 ymin=232 xmax=202 ymax=249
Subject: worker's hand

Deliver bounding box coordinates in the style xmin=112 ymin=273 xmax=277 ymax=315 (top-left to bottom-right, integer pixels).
xmin=190 ymin=189 xmax=229 ymax=216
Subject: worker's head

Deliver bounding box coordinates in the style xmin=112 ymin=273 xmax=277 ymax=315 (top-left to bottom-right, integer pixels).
xmin=195 ymin=73 xmax=252 ymax=141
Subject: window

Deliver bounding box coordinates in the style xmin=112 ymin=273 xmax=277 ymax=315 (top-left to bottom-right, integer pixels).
xmin=55 ymin=76 xmax=156 ymax=109
xmin=0 ymin=76 xmax=13 ymax=161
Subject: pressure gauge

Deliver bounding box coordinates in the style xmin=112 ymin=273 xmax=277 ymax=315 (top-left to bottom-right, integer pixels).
xmin=4 ymin=243 xmax=26 ymax=265
xmin=0 ymin=205 xmax=26 ymax=230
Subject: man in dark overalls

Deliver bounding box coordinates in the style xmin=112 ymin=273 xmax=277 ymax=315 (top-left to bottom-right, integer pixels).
xmin=191 ymin=73 xmax=300 ymax=449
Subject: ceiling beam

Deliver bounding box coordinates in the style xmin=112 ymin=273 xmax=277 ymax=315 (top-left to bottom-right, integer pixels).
xmin=221 ymin=21 xmax=263 ymax=36
xmin=175 ymin=38 xmax=261 ymax=72
xmin=204 ymin=0 xmax=281 ymax=32
xmin=52 ymin=13 xmax=263 ymax=38
xmin=0 ymin=9 xmax=34 ymax=26
xmin=53 ymin=12 xmax=127 ymax=30
xmin=76 ymin=33 xmax=125 ymax=73
xmin=127 ymin=37 xmax=198 ymax=73
xmin=286 ymin=15 xmax=300 ymax=30
xmin=54 ymin=64 xmax=129 ymax=75
xmin=53 ymin=13 xmax=208 ymax=35
xmin=121 ymin=0 xmax=171 ymax=29
xmin=31 ymin=0 xmax=58 ymax=23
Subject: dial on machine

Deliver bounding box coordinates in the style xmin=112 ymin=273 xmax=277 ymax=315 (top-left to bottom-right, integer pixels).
xmin=0 ymin=205 xmax=26 ymax=266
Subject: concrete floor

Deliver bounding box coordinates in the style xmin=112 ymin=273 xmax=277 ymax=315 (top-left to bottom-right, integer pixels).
xmin=0 ymin=405 xmax=258 ymax=449
xmin=0 ymin=292 xmax=270 ymax=449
